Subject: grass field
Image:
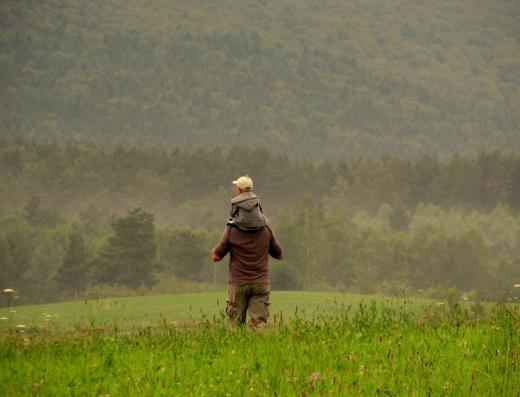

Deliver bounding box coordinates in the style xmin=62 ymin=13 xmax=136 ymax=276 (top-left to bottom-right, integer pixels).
xmin=1 ymin=292 xmax=518 ymax=396
xmin=0 ymin=291 xmax=431 ymax=331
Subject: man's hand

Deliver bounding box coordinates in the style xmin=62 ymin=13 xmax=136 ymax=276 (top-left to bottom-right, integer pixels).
xmin=211 ymin=248 xmax=222 ymax=262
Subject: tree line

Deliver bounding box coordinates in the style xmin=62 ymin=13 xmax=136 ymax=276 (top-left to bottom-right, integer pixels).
xmin=1 ymin=141 xmax=519 ymax=305
xmin=1 ymin=196 xmax=519 ymax=306
xmin=1 ymin=141 xmax=519 ymax=225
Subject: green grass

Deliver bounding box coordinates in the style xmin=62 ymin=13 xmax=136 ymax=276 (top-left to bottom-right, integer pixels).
xmin=0 ymin=300 xmax=518 ymax=396
xmin=0 ymin=291 xmax=432 ymax=331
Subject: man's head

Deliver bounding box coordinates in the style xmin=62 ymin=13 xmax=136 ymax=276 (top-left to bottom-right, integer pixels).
xmin=232 ymin=175 xmax=253 ymax=194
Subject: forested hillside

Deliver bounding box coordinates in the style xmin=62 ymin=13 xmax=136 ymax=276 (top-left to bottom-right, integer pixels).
xmin=1 ymin=0 xmax=519 ymax=159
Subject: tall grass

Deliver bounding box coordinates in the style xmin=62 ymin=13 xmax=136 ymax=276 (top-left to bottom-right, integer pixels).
xmin=1 ymin=301 xmax=518 ymax=396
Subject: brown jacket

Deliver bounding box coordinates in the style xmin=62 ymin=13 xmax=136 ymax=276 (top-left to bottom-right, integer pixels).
xmin=213 ymin=225 xmax=283 ymax=284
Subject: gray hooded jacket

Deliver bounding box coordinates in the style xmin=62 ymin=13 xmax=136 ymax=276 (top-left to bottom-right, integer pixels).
xmin=227 ymin=192 xmax=267 ymax=231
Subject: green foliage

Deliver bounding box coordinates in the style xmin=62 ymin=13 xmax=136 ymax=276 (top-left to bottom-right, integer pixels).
xmin=0 ymin=0 xmax=519 ymax=159
xmin=24 ymin=196 xmax=60 ymax=228
xmin=2 ymin=226 xmax=34 ymax=291
xmin=55 ymin=225 xmax=88 ymax=293
xmin=0 ymin=142 xmax=520 ymax=304
xmin=270 ymin=263 xmax=303 ymax=290
xmin=1 ymin=196 xmax=520 ymax=305
xmin=277 ymin=199 xmax=327 ymax=289
xmin=90 ymin=208 xmax=157 ymax=288
xmin=4 ymin=142 xmax=520 ymax=223
xmin=157 ymin=227 xmax=208 ymax=281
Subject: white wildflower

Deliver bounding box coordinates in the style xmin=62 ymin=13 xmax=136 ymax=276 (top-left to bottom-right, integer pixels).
xmin=0 ymin=317 xmax=8 ymax=320
xmin=16 ymin=324 xmax=26 ymax=329
xmin=514 ymin=284 xmax=520 ymax=288
xmin=437 ymin=302 xmax=445 ymax=306
xmin=2 ymin=288 xmax=15 ymax=294
xmin=462 ymin=295 xmax=468 ymax=301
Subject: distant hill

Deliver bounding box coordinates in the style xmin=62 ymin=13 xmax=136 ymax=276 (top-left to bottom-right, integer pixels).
xmin=1 ymin=0 xmax=519 ymax=160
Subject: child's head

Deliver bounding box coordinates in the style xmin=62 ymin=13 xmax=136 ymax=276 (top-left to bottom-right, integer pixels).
xmin=232 ymin=175 xmax=253 ymax=194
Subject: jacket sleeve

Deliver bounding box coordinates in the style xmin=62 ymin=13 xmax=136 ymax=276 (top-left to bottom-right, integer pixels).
xmin=213 ymin=226 xmax=231 ymax=258
xmin=267 ymin=226 xmax=283 ymax=260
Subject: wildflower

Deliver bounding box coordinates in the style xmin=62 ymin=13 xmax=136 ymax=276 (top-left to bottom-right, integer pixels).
xmin=514 ymin=284 xmax=520 ymax=288
xmin=462 ymin=295 xmax=468 ymax=301
xmin=310 ymin=372 xmax=319 ymax=381
xmin=16 ymin=324 xmax=27 ymax=329
xmin=0 ymin=317 xmax=7 ymax=320
xmin=2 ymin=288 xmax=15 ymax=294
xmin=437 ymin=302 xmax=444 ymax=306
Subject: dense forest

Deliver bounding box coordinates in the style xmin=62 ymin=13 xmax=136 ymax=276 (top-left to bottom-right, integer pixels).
xmin=1 ymin=0 xmax=519 ymax=159
xmin=0 ymin=0 xmax=519 ymax=306
xmin=1 ymin=141 xmax=520 ymax=222
xmin=1 ymin=141 xmax=519 ymax=305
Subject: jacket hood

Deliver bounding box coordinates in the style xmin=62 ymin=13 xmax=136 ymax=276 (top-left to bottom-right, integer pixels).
xmin=231 ymin=192 xmax=260 ymax=212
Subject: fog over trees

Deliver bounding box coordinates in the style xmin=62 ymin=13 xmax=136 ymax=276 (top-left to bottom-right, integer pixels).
xmin=1 ymin=142 xmax=519 ymax=304
xmin=0 ymin=0 xmax=519 ymax=305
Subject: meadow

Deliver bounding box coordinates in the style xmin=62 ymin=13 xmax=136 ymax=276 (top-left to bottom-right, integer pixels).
xmin=0 ymin=291 xmax=433 ymax=331
xmin=0 ymin=292 xmax=519 ymax=396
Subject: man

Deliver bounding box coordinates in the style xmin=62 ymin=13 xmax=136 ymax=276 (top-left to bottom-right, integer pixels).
xmin=211 ymin=175 xmax=283 ymax=329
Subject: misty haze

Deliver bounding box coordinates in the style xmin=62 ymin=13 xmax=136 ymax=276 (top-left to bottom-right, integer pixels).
xmin=0 ymin=0 xmax=519 ymax=395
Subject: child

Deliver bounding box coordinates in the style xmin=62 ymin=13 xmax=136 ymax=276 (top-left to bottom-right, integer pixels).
xmin=227 ymin=175 xmax=267 ymax=231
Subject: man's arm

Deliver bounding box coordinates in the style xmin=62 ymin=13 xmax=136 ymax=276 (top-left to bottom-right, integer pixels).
xmin=267 ymin=226 xmax=283 ymax=260
xmin=211 ymin=226 xmax=231 ymax=262
xmin=211 ymin=248 xmax=222 ymax=262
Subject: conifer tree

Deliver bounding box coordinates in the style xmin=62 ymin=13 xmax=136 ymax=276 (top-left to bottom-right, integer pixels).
xmin=55 ymin=226 xmax=88 ymax=293
xmin=90 ymin=208 xmax=157 ymax=288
